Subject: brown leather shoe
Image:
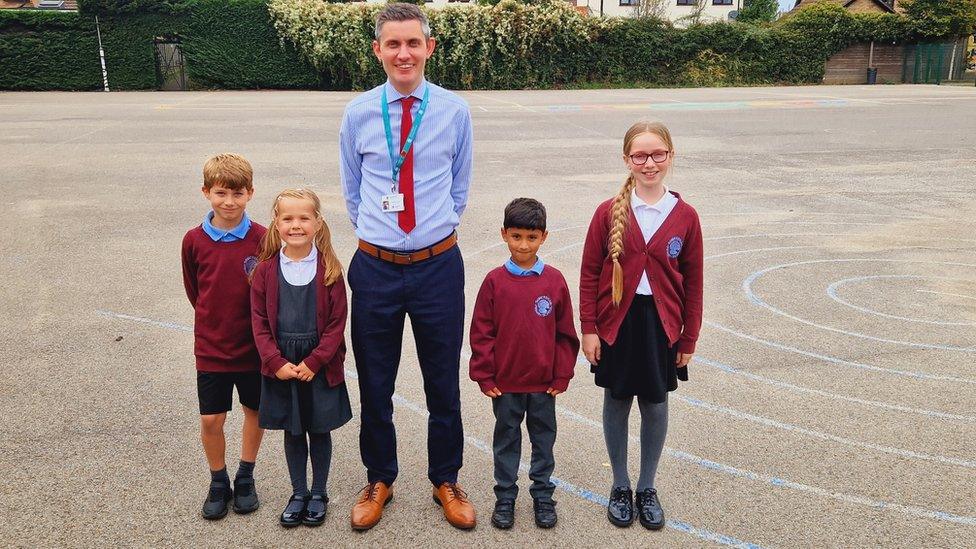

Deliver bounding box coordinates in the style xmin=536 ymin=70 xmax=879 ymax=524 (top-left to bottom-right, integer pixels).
xmin=350 ymin=481 xmax=392 ymax=531
xmin=432 ymin=482 xmax=476 ymax=530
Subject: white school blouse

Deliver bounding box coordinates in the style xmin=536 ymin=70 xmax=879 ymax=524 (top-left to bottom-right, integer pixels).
xmin=279 ymin=246 xmax=317 ymax=286
xmin=630 ymin=187 xmax=678 ymax=296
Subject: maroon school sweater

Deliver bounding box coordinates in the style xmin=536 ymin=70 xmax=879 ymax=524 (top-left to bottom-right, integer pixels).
xmin=469 ymin=265 xmax=580 ymax=394
xmin=250 ymin=257 xmax=347 ymax=388
xmin=579 ymin=192 xmax=703 ymax=353
xmin=181 ymin=223 xmax=266 ymax=372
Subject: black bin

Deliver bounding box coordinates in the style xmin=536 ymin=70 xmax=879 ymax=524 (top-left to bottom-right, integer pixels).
xmin=866 ymin=67 xmax=878 ymax=84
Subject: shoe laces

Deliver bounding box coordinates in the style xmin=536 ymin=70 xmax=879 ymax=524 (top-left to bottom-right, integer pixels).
xmin=358 ymin=481 xmax=383 ymax=502
xmin=441 ymin=482 xmax=469 ymax=503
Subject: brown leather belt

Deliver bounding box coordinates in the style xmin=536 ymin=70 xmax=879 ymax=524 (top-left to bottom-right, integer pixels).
xmin=358 ymin=233 xmax=458 ymax=265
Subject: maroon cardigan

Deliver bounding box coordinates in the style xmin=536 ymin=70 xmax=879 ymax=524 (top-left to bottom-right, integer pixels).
xmin=250 ymin=256 xmax=347 ymax=387
xmin=579 ymin=192 xmax=703 ymax=354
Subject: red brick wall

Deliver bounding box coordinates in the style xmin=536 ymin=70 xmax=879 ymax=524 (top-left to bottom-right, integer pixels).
xmin=824 ymin=42 xmax=905 ymax=84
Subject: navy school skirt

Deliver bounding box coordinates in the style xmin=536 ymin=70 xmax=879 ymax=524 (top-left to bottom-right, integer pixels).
xmin=592 ymin=294 xmax=687 ymax=403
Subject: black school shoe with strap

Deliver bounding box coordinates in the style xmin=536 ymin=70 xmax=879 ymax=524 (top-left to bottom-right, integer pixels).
xmin=533 ymin=498 xmax=557 ymax=529
xmin=280 ymin=494 xmax=309 ymax=528
xmin=491 ymin=499 xmax=515 ymax=529
xmin=232 ymin=476 xmax=260 ymax=514
xmin=302 ymin=494 xmax=328 ymax=527
xmin=606 ymin=487 xmax=634 ymax=527
xmin=635 ymin=488 xmax=665 ymax=530
xmin=201 ymin=480 xmax=233 ymax=520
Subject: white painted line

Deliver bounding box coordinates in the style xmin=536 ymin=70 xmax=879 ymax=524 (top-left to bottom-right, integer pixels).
xmin=918 ymin=289 xmax=976 ymax=302
xmin=743 ymin=259 xmax=976 ymax=352
xmin=826 ymin=275 xmax=975 ymax=327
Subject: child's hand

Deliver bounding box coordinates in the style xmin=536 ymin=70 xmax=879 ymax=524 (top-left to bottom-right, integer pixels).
xmin=676 ymin=353 xmax=693 ymax=368
xmin=582 ymin=334 xmax=601 ymax=365
xmin=482 ymin=387 xmax=502 ymax=398
xmin=546 ymin=387 xmax=562 ymax=397
xmin=295 ymin=362 xmax=315 ymax=382
xmin=275 ymin=362 xmax=298 ymax=380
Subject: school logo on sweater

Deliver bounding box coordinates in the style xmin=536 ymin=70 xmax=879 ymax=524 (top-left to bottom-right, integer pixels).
xmin=534 ymin=296 xmax=553 ymax=317
xmin=667 ymin=236 xmax=683 ymax=258
xmin=243 ymin=255 xmax=258 ymax=276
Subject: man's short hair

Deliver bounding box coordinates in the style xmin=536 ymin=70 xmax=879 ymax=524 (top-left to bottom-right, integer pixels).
xmin=375 ymin=2 xmax=431 ymax=40
xmin=503 ymin=198 xmax=546 ymax=231
xmin=203 ymin=153 xmax=253 ymax=191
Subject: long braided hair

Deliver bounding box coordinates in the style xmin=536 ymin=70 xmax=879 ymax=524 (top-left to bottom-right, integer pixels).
xmin=257 ymin=188 xmax=343 ymax=286
xmin=609 ymin=120 xmax=675 ymax=307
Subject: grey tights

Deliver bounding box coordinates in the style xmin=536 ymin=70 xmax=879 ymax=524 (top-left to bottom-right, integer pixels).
xmin=602 ymin=388 xmax=668 ymax=490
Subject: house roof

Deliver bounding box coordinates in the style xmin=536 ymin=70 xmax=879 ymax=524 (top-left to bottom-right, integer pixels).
xmin=792 ymin=0 xmax=897 ymax=13
xmin=0 ymin=0 xmax=77 ymax=9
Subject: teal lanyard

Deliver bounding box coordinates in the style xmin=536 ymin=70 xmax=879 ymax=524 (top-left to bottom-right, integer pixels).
xmin=382 ymin=85 xmax=429 ymax=193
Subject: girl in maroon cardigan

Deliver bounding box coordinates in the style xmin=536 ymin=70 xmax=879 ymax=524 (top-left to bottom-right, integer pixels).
xmin=579 ymin=121 xmax=703 ymax=532
xmin=251 ymin=188 xmax=352 ymax=528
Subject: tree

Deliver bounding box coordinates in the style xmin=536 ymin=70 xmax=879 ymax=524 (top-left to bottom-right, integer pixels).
xmin=901 ymin=0 xmax=976 ymax=37
xmin=736 ymin=0 xmax=779 ymax=24
xmin=675 ymin=0 xmax=707 ymax=26
xmin=634 ymin=0 xmax=668 ymax=20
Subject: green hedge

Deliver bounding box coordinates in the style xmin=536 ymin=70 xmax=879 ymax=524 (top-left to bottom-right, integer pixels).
xmin=0 ymin=0 xmax=319 ymax=90
xmin=0 ymin=0 xmax=968 ymax=91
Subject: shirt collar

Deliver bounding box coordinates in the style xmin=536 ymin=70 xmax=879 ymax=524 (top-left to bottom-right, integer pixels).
xmin=202 ymin=211 xmax=251 ymax=242
xmin=505 ymin=257 xmax=545 ymax=276
xmin=631 ymin=187 xmax=673 ymax=212
xmin=280 ymin=245 xmax=318 ymax=265
xmin=384 ymin=79 xmax=428 ymax=103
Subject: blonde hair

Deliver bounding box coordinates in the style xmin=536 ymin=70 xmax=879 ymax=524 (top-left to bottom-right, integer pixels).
xmin=258 ymin=188 xmax=343 ymax=286
xmin=609 ymin=120 xmax=675 ymax=307
xmin=203 ymin=153 xmax=253 ymax=191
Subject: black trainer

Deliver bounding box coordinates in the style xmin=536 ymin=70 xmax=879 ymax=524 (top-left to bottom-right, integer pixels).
xmin=635 ymin=488 xmax=665 ymax=530
xmin=232 ymin=476 xmax=260 ymax=514
xmin=280 ymin=494 xmax=309 ymax=528
xmin=201 ymin=480 xmax=233 ymax=520
xmin=533 ymin=498 xmax=557 ymax=529
xmin=491 ymin=498 xmax=515 ymax=529
xmin=606 ymin=487 xmax=634 ymax=527
xmin=302 ymin=494 xmax=328 ymax=527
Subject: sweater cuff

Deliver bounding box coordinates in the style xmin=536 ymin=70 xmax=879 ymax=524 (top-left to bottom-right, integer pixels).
xmin=676 ymin=338 xmax=696 ymax=354
xmin=264 ymin=357 xmax=289 ymax=378
xmin=476 ymin=379 xmax=498 ymax=394
xmin=580 ymin=321 xmax=597 ymax=335
xmin=550 ymin=377 xmax=570 ymax=393
xmin=303 ymin=357 xmax=322 ymax=374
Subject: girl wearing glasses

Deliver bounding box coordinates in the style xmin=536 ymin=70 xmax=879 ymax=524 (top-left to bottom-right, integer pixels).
xmin=579 ymin=120 xmax=703 ymax=531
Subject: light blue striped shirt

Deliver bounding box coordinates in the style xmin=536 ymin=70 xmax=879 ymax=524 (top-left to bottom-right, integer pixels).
xmin=339 ymin=79 xmax=473 ymax=251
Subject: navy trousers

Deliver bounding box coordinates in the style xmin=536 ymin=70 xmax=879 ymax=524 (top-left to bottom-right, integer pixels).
xmin=348 ymin=245 xmax=465 ymax=486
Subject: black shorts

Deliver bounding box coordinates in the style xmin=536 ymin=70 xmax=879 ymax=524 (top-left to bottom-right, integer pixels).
xmin=197 ymin=371 xmax=262 ymax=415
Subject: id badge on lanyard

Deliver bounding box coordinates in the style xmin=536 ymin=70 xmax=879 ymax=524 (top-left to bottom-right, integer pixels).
xmin=381 ymin=85 xmax=429 ymax=213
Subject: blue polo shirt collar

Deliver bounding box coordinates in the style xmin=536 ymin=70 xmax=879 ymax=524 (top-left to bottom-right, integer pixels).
xmin=202 ymin=211 xmax=251 ymax=242
xmin=505 ymin=257 xmax=545 ymax=276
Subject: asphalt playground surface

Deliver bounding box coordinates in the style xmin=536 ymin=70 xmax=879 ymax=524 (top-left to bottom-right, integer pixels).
xmin=2 ymin=84 xmax=976 ymax=548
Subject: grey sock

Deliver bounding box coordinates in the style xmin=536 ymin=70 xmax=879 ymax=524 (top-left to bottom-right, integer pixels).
xmin=283 ymin=432 xmax=309 ymax=496
xmin=635 ymin=397 xmax=668 ymax=491
xmin=308 ymin=432 xmax=333 ymax=496
xmin=602 ymin=389 xmax=634 ymax=489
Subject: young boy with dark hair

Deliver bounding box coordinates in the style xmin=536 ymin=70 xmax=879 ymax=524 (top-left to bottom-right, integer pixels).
xmin=469 ymin=198 xmax=580 ymax=530
xmin=181 ymin=153 xmax=267 ymax=520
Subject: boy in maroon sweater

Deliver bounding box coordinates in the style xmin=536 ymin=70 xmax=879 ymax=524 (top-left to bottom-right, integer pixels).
xmin=181 ymin=154 xmax=267 ymax=520
xmin=469 ymin=198 xmax=580 ymax=530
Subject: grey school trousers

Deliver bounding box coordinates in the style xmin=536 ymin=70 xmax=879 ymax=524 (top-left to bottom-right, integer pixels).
xmin=491 ymin=392 xmax=557 ymax=501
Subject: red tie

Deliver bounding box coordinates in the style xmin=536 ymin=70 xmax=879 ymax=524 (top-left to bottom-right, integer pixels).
xmin=398 ymin=96 xmax=416 ymax=234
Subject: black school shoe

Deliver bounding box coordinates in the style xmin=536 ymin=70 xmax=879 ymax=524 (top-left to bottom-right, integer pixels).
xmin=232 ymin=476 xmax=260 ymax=514
xmin=635 ymin=488 xmax=665 ymax=530
xmin=302 ymin=494 xmax=328 ymax=527
xmin=606 ymin=487 xmax=634 ymax=527
xmin=201 ymin=480 xmax=233 ymax=520
xmin=533 ymin=498 xmax=557 ymax=529
xmin=491 ymin=499 xmax=515 ymax=529
xmin=280 ymin=494 xmax=309 ymax=528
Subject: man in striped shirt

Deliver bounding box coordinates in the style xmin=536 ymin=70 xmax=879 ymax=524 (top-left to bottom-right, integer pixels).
xmin=338 ymin=2 xmax=476 ymax=532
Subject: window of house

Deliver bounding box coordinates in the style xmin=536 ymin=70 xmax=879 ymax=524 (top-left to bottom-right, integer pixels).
xmin=620 ymin=0 xmax=638 ymax=5
xmin=713 ymin=0 xmax=733 ymax=4
xmin=676 ymin=0 xmax=696 ymax=5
